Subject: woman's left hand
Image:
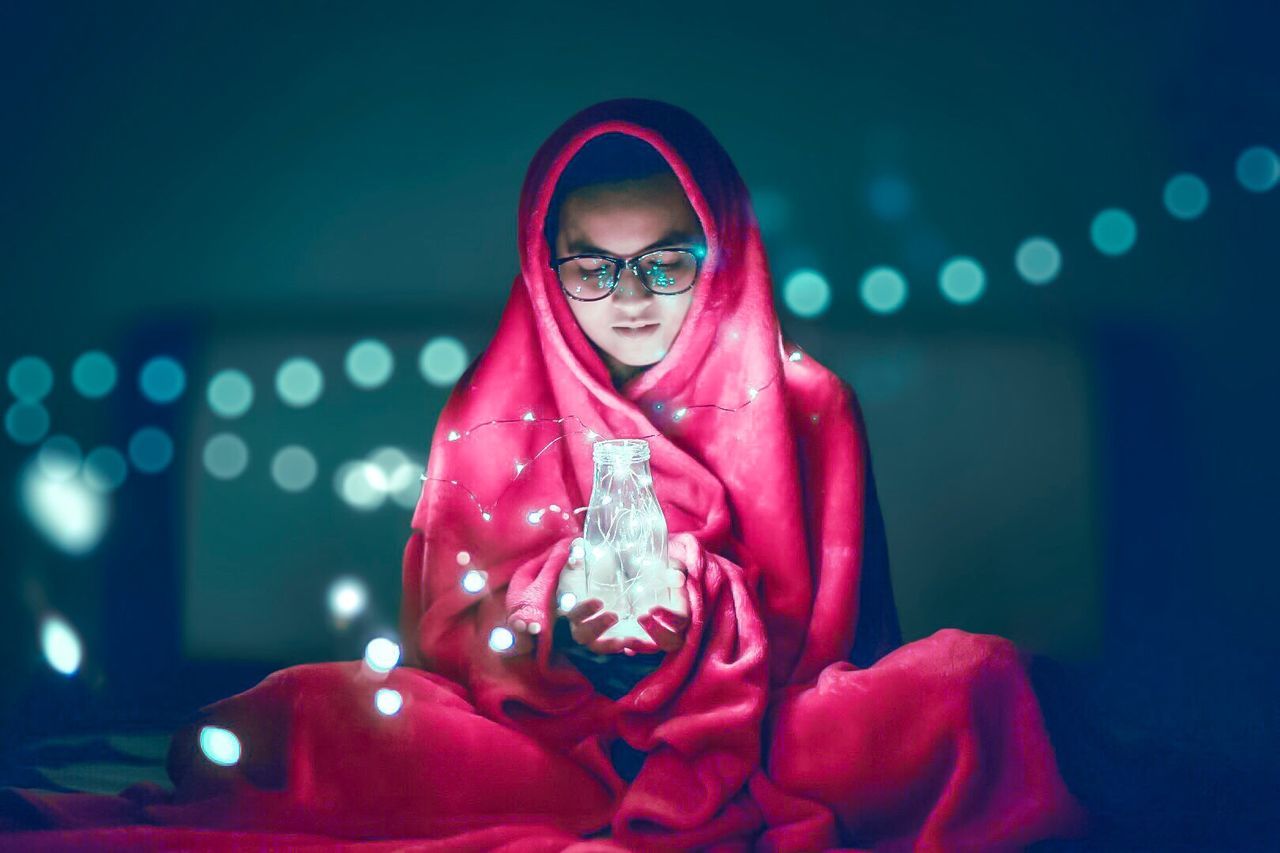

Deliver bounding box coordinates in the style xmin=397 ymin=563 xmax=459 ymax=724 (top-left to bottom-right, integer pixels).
xmin=631 ymin=555 xmax=691 ymax=655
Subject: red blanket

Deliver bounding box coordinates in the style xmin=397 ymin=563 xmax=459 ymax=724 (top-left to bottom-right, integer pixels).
xmin=1 ymin=97 xmax=1087 ymax=850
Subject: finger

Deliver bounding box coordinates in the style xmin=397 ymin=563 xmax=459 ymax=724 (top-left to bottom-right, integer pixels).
xmin=572 ymin=611 xmax=617 ymax=646
xmin=650 ymin=606 xmax=689 ymax=633
xmin=637 ymin=613 xmax=683 ymax=653
xmin=566 ymin=598 xmax=603 ymax=623
xmin=585 ymin=635 xmax=631 ymax=655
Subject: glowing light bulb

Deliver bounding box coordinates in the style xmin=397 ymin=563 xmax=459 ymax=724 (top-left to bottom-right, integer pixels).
xmin=522 ymin=411 xmax=534 ymax=421
xmin=373 ymin=686 xmax=401 ymax=712
xmin=549 ymin=504 xmax=560 ymax=512
xmin=199 ymin=726 xmax=241 ymax=767
xmin=747 ymin=387 xmax=758 ymax=400
xmin=375 ymin=688 xmax=403 ymax=716
xmin=585 ymin=430 xmax=598 ymax=441
xmin=514 ymin=461 xmax=526 ymax=475
xmin=673 ymin=407 xmax=688 ymax=421
xmin=40 ymin=616 xmax=82 ymax=675
xmin=364 ymin=638 xmax=401 ymax=673
xmin=456 ymin=550 xmax=471 ymax=565
xmin=481 ymin=512 xmax=492 ymax=522
xmin=559 ymin=591 xmax=578 ymax=612
xmin=489 ymin=626 xmax=515 ymax=652
xmin=327 ymin=577 xmax=368 ymax=619
xmin=526 ymin=509 xmax=545 ymax=525
xmin=570 ymin=541 xmax=585 ymax=561
xmin=461 ymin=569 xmax=486 ymax=593
xmin=789 ymin=351 xmax=803 ymax=362
xmin=448 ymin=430 xmax=461 ymax=441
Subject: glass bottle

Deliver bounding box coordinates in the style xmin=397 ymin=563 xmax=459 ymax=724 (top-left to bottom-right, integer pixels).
xmin=582 ymin=438 xmax=671 ymax=642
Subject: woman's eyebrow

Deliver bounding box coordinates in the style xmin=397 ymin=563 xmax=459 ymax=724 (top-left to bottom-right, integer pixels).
xmin=566 ymin=230 xmax=698 ymax=255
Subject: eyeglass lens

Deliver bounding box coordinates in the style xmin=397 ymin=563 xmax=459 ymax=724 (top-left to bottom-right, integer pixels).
xmin=558 ymin=250 xmax=699 ymax=301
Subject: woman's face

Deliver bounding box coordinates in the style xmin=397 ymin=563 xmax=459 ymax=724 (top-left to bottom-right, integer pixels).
xmin=553 ymin=172 xmax=703 ymax=382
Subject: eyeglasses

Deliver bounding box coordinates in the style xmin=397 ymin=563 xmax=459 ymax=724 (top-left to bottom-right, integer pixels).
xmin=550 ymin=245 xmax=706 ymax=302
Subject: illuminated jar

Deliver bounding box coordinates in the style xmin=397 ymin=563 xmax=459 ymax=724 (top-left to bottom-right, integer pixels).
xmin=583 ymin=438 xmax=671 ymax=642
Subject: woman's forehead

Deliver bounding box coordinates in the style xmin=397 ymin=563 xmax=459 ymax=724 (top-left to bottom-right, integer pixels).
xmin=558 ymin=180 xmax=703 ymax=253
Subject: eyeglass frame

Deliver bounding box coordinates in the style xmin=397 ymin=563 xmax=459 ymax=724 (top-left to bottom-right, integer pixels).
xmin=549 ymin=244 xmax=707 ymax=302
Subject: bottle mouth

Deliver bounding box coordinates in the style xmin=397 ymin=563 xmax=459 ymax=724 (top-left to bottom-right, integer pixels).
xmin=592 ymin=438 xmax=651 ymax=464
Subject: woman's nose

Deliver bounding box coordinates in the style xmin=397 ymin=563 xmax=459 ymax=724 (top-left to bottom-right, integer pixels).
xmin=611 ymin=266 xmax=654 ymax=302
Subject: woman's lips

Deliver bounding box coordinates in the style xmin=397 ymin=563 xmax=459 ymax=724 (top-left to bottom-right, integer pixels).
xmin=614 ymin=323 xmax=659 ymax=338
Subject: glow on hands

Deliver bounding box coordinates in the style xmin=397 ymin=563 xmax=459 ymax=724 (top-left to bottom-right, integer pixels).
xmin=555 ymin=537 xmax=690 ymax=656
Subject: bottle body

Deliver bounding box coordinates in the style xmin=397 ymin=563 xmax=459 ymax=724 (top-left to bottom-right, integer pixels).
xmin=582 ymin=439 xmax=670 ymax=642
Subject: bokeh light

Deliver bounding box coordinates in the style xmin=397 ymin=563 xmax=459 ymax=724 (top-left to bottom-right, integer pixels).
xmin=271 ymin=445 xmax=317 ymax=492
xmin=558 ymin=591 xmax=577 ymax=613
xmin=8 ymin=356 xmax=53 ymax=401
xmin=1090 ymin=208 xmax=1138 ymax=256
xmin=867 ymin=174 xmax=913 ymax=222
xmin=139 ymin=356 xmax=186 ymax=404
xmin=859 ymin=266 xmax=908 ymax=314
xmin=41 ymin=616 xmax=83 ymax=676
xmin=1162 ymin=173 xmax=1210 ymax=220
xmin=207 ymin=369 xmax=254 ymax=419
xmin=128 ymin=426 xmax=174 ymax=474
xmin=345 ymin=339 xmax=394 ymax=390
xmin=203 ymin=433 xmax=249 ymax=480
xmin=461 ymin=569 xmax=487 ymax=594
xmin=418 ymin=337 xmax=468 ymax=387
xmin=368 ymin=446 xmax=422 ymax=509
xmin=5 ymin=401 xmax=50 ymax=446
xmin=198 ymin=726 xmax=241 ymax=767
xmin=83 ymin=446 xmax=128 ymax=492
xmin=335 ymin=460 xmax=386 ymax=511
xmin=782 ymin=269 xmax=832 ymax=318
xmin=1015 ymin=237 xmax=1062 ymax=285
xmin=375 ymin=688 xmax=403 ymax=716
xmin=364 ymin=637 xmax=401 ymax=673
xmin=938 ymin=257 xmax=987 ymax=305
xmin=37 ymin=435 xmax=82 ymax=481
xmin=488 ymin=626 xmax=515 ymax=652
xmin=327 ymin=576 xmax=368 ymax=620
xmin=275 ymin=357 xmax=324 ymax=408
xmin=71 ymin=351 xmax=117 ymax=399
xmin=22 ymin=458 xmax=107 ymax=556
xmin=1235 ymin=145 xmax=1279 ymax=193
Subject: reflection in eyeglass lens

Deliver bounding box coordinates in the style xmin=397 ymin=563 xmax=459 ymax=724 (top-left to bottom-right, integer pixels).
xmin=558 ymin=250 xmax=699 ymax=300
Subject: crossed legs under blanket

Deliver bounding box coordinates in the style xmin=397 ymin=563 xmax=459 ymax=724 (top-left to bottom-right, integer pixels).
xmin=1 ymin=629 xmax=1086 ymax=850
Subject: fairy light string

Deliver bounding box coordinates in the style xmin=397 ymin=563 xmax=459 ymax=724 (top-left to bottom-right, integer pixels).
xmin=414 ymin=350 xmax=810 ymax=652
xmin=418 ymin=351 xmax=803 ymax=528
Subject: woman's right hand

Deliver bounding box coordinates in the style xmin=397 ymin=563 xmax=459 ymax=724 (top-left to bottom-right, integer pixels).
xmin=556 ymin=538 xmax=629 ymax=655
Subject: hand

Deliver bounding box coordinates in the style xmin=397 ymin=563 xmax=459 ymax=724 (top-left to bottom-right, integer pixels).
xmin=556 ymin=538 xmax=630 ymax=654
xmin=634 ymin=556 xmax=691 ymax=654
xmin=555 ymin=539 xmax=691 ymax=655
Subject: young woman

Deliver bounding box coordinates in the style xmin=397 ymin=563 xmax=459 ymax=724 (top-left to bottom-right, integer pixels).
xmin=1 ymin=98 xmax=1088 ymax=850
